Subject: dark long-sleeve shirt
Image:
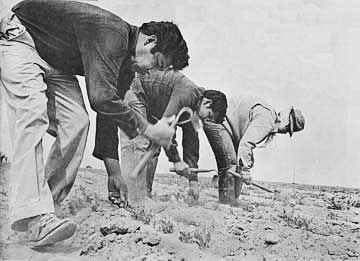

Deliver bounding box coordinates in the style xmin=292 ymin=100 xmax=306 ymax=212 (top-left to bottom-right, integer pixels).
xmin=133 ymin=70 xmax=204 ymax=165
xmin=12 ymin=0 xmax=148 ymax=137
xmin=93 ymin=69 xmax=204 ymax=167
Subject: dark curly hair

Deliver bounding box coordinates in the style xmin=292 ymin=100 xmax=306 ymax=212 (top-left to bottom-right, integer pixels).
xmin=140 ymin=21 xmax=189 ymax=70
xmin=203 ymin=90 xmax=228 ymax=123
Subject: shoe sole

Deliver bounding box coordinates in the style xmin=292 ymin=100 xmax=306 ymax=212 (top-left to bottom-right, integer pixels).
xmin=31 ymin=221 xmax=77 ymax=248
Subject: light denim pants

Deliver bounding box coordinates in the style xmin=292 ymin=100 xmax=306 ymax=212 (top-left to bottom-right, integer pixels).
xmin=0 ymin=13 xmax=89 ymax=231
xmin=119 ymin=90 xmax=159 ymax=204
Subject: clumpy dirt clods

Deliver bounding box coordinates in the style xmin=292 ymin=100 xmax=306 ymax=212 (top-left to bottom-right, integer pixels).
xmin=1 ymin=166 xmax=360 ymax=260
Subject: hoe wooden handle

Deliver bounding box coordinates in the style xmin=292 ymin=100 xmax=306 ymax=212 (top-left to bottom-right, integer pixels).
xmin=169 ymin=167 xmax=216 ymax=173
xmin=130 ymin=107 xmax=194 ymax=179
xmin=130 ymin=143 xmax=160 ymax=179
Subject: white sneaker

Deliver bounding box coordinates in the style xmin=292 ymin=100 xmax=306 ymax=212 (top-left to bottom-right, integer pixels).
xmin=28 ymin=213 xmax=77 ymax=247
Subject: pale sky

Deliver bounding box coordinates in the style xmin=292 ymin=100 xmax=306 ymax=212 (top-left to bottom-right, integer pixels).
xmin=1 ymin=0 xmax=360 ymax=188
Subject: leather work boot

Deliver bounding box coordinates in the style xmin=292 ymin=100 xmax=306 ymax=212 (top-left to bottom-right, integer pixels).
xmin=28 ymin=213 xmax=77 ymax=247
xmin=218 ymin=170 xmax=236 ymax=205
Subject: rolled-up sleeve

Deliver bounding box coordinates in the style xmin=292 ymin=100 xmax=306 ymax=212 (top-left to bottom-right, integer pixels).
xmin=164 ymin=134 xmax=182 ymax=163
xmin=237 ymin=105 xmax=274 ymax=170
xmin=181 ymin=122 xmax=199 ymax=168
xmin=93 ymin=114 xmax=119 ymax=160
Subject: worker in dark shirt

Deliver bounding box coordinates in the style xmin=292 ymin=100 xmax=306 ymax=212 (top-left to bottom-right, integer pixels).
xmin=0 ymin=0 xmax=190 ymax=246
xmin=93 ymin=69 xmax=204 ymax=205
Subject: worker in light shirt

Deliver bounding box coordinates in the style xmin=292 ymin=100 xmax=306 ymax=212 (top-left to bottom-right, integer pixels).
xmin=200 ymin=95 xmax=305 ymax=204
